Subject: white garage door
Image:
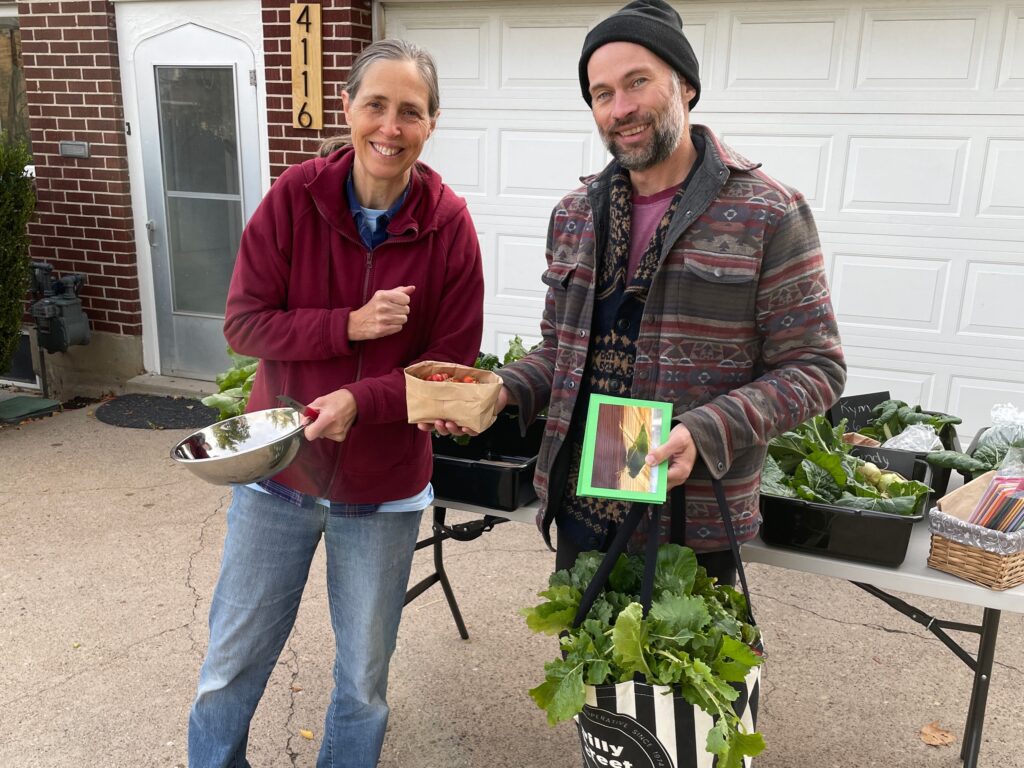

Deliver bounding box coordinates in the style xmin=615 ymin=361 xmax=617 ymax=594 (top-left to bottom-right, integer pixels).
xmin=385 ymin=0 xmax=1024 ymax=437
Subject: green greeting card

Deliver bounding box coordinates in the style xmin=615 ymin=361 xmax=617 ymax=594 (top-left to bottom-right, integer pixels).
xmin=576 ymin=394 xmax=672 ymax=503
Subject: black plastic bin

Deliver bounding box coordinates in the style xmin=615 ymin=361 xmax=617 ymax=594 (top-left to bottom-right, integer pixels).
xmin=430 ymin=412 xmax=545 ymax=511
xmin=759 ymin=493 xmax=926 ymax=567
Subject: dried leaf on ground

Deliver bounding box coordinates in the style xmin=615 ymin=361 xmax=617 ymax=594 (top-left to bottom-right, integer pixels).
xmin=920 ymin=721 xmax=955 ymax=746
xmin=299 ymin=729 xmax=314 ymax=740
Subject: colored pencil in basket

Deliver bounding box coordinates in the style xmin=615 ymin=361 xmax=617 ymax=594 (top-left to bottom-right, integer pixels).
xmin=968 ymin=475 xmax=1024 ymax=532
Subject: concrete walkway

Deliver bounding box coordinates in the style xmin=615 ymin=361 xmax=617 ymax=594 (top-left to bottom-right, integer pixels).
xmin=1 ymin=400 xmax=1021 ymax=767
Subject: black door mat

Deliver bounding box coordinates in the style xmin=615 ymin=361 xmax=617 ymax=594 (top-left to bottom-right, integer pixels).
xmin=0 ymin=395 xmax=62 ymax=424
xmin=94 ymin=394 xmax=218 ymax=430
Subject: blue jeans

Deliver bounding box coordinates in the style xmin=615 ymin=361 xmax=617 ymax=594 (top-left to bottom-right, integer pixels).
xmin=188 ymin=485 xmax=424 ymax=768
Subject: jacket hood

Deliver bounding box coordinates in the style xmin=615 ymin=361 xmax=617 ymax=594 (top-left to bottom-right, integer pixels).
xmin=303 ymin=145 xmax=468 ymax=239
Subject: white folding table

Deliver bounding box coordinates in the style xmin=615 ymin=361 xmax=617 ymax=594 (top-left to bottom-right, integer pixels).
xmin=408 ymin=499 xmax=1023 ymax=768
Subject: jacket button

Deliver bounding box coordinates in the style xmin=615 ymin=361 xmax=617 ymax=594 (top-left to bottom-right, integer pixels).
xmin=638 ymin=370 xmax=648 ymax=380
xmin=616 ymin=318 xmax=630 ymax=331
xmin=713 ymin=267 xmax=724 ymax=277
xmin=609 ymin=378 xmax=620 ymax=391
xmin=568 ymin=381 xmax=576 ymax=390
xmin=717 ymin=461 xmax=725 ymax=470
xmin=578 ymin=330 xmax=586 ymax=337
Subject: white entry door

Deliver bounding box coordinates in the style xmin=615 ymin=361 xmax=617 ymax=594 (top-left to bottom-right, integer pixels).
xmin=134 ymin=24 xmax=261 ymax=379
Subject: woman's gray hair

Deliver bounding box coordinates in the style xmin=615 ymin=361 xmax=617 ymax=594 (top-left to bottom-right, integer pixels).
xmin=320 ymin=38 xmax=440 ymax=156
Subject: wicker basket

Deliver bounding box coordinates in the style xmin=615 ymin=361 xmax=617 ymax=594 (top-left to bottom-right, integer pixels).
xmin=927 ymin=534 xmax=1024 ymax=591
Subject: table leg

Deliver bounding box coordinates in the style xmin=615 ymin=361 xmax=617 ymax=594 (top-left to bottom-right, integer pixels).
xmin=403 ymin=506 xmax=469 ymax=640
xmin=961 ymin=608 xmax=1000 ymax=768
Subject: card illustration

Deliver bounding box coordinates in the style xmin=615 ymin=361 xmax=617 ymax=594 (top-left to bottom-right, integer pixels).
xmin=576 ymin=394 xmax=672 ymax=503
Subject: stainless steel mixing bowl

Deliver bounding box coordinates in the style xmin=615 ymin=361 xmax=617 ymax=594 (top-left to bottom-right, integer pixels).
xmin=170 ymin=407 xmax=306 ymax=485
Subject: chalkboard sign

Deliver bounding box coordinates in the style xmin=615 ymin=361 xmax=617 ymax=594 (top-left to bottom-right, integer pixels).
xmin=828 ymin=391 xmax=890 ymax=432
xmin=849 ymin=444 xmax=929 ymax=484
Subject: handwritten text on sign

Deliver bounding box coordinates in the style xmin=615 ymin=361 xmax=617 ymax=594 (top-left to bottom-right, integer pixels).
xmin=291 ymin=3 xmax=323 ymax=130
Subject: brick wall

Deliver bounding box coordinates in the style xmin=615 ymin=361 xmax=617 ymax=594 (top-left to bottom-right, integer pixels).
xmin=16 ymin=0 xmax=370 ymax=342
xmin=262 ymin=0 xmax=372 ymax=181
xmin=18 ymin=0 xmax=139 ymax=337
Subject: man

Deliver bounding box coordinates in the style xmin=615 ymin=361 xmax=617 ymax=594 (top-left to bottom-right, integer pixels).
xmin=426 ymin=0 xmax=846 ymax=582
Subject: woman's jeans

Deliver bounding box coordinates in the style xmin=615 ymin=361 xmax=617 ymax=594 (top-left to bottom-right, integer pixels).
xmin=188 ymin=485 xmax=424 ymax=768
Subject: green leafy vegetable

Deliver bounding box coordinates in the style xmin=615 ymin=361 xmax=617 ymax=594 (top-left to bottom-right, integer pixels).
xmin=201 ymin=348 xmax=258 ymax=420
xmin=521 ymin=544 xmax=764 ymax=766
xmin=858 ymin=399 xmax=960 ymax=444
xmin=927 ymin=429 xmax=1024 ymax=475
xmin=761 ymin=415 xmax=931 ymax=516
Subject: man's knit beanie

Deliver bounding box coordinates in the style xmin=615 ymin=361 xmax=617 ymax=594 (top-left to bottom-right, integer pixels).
xmin=578 ymin=0 xmax=701 ymax=109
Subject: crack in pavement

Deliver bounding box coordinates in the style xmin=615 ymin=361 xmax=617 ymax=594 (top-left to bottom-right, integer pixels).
xmin=282 ymin=636 xmax=303 ymax=766
xmin=187 ymin=492 xmax=231 ymax=656
xmin=752 ymin=589 xmax=1024 ymax=678
xmin=0 ymin=620 xmax=194 ymax=709
xmin=0 ymin=494 xmax=231 ymax=710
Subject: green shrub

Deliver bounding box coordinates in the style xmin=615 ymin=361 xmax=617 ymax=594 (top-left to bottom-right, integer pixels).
xmin=0 ymin=135 xmax=35 ymax=374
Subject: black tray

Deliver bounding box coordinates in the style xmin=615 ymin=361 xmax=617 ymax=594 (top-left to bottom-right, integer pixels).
xmin=759 ymin=493 xmax=926 ymax=567
xmin=430 ymin=412 xmax=545 ymax=512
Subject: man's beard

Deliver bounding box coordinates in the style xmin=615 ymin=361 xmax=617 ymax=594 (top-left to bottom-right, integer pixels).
xmin=601 ymin=90 xmax=685 ymax=172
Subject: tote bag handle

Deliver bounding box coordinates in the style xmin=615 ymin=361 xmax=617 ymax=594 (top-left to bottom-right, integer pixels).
xmin=572 ymin=478 xmax=755 ymax=628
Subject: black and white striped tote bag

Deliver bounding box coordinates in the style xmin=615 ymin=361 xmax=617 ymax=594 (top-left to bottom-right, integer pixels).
xmin=570 ymin=480 xmax=762 ymax=768
xmin=577 ymin=665 xmax=760 ymax=768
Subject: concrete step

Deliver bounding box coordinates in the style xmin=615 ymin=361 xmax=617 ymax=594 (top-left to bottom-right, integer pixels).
xmin=125 ymin=373 xmax=217 ymax=399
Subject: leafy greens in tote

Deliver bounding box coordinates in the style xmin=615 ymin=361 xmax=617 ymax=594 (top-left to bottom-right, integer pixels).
xmin=521 ymin=545 xmax=764 ymax=768
xmin=761 ymin=416 xmax=932 ymax=516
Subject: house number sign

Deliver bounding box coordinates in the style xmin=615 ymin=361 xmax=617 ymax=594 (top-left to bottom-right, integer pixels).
xmin=291 ymin=3 xmax=323 ymax=130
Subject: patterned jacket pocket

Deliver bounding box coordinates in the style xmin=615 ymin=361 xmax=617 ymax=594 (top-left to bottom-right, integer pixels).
xmin=683 ymin=251 xmax=759 ymax=284
xmin=541 ymin=261 xmax=578 ymax=290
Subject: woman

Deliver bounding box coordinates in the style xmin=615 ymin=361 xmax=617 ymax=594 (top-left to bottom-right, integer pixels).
xmin=188 ymin=39 xmax=484 ymax=768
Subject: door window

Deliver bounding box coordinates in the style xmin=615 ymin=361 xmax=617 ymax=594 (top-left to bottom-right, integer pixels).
xmin=155 ymin=66 xmax=243 ymax=316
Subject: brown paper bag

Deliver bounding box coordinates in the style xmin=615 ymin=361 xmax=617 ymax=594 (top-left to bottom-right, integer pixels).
xmin=936 ymin=470 xmax=996 ymax=520
xmin=404 ymin=360 xmax=502 ymax=433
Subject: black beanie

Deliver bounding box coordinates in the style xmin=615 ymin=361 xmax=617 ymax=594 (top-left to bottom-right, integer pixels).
xmin=579 ymin=0 xmax=700 ymax=109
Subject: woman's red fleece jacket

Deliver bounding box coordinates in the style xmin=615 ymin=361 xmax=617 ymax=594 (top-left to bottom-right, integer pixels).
xmin=224 ymin=146 xmax=484 ymax=503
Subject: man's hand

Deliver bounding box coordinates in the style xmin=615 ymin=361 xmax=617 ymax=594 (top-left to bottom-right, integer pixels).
xmin=304 ymin=388 xmax=358 ymax=443
xmin=348 ymin=285 xmax=415 ymax=341
xmin=416 ymin=386 xmax=511 ymax=436
xmin=646 ymin=422 xmax=698 ymax=490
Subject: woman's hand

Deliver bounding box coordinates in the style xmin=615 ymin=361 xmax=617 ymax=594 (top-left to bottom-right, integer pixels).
xmin=348 ymin=285 xmax=415 ymax=340
xmin=304 ymin=389 xmax=359 ymax=443
xmin=415 ymin=386 xmax=511 ymax=436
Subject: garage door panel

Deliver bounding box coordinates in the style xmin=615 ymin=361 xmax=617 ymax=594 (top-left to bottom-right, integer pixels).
xmin=492 ymin=232 xmax=548 ymax=306
xmin=839 ymin=364 xmax=935 ymax=411
xmin=857 ymin=8 xmax=989 ymax=89
xmin=727 ymin=12 xmax=845 ymax=89
xmin=831 ymin=253 xmax=949 ymax=332
xmin=979 ymin=139 xmax=1024 ymax=217
xmin=842 ymin=136 xmax=968 ymax=215
xmin=717 ymin=133 xmax=832 ymax=211
xmin=499 ymin=130 xmax=594 ymax=198
xmin=950 ymin=377 xmax=1024 ymax=437
xmin=482 ymin=315 xmax=543 ymax=357
xmin=1001 ymin=7 xmax=1024 ymax=88
xmin=500 ymin=16 xmax=590 ymax=89
xmin=389 ymin=17 xmax=490 ymax=87
xmin=958 ymin=262 xmax=1024 ymax=339
xmin=421 ymin=128 xmax=487 ymax=196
